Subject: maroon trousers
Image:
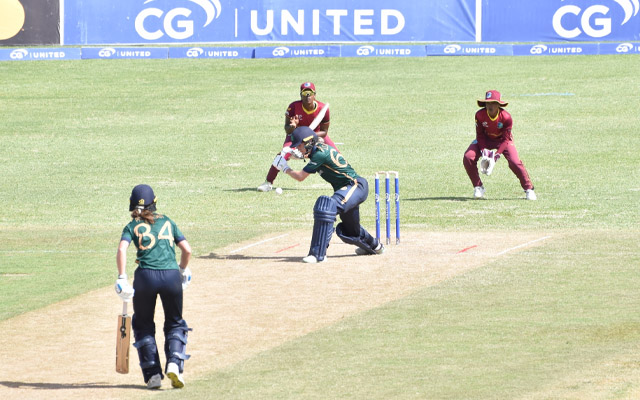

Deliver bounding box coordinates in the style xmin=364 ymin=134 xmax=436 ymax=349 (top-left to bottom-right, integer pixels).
xmin=463 ymin=140 xmax=533 ymax=190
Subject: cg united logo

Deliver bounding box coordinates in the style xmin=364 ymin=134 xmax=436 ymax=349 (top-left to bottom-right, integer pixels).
xmin=356 ymin=45 xmax=375 ymax=55
xmin=98 ymin=48 xmax=117 ymax=57
xmin=615 ymin=42 xmax=635 ymax=52
xmin=443 ymin=44 xmax=462 ymax=54
xmin=135 ymin=0 xmax=222 ymax=40
xmin=553 ymin=0 xmax=639 ymax=38
xmin=272 ymin=47 xmax=290 ymax=56
xmin=530 ymin=44 xmax=548 ymax=54
xmin=186 ymin=47 xmax=204 ymax=57
xmin=9 ymin=49 xmax=28 ymax=59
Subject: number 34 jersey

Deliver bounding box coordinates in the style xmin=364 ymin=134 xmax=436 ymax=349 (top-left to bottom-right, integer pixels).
xmin=120 ymin=214 xmax=186 ymax=270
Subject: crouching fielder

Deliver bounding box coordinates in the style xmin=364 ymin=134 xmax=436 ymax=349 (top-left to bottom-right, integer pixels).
xmin=273 ymin=126 xmax=384 ymax=263
xmin=115 ymin=184 xmax=193 ymax=389
xmin=463 ymin=90 xmax=537 ymax=200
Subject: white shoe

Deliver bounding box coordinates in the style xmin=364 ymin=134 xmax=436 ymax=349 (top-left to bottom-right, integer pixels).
xmin=166 ymin=362 xmax=185 ymax=389
xmin=147 ymin=373 xmax=162 ymax=389
xmin=257 ymin=181 xmax=272 ymax=192
xmin=302 ymin=255 xmax=327 ymax=263
xmin=473 ymin=186 xmax=485 ymax=199
xmin=525 ymin=189 xmax=537 ymax=201
xmin=355 ymin=243 xmax=385 ymax=256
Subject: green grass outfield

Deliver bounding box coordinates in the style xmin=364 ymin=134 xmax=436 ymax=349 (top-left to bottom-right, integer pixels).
xmin=1 ymin=55 xmax=639 ymax=398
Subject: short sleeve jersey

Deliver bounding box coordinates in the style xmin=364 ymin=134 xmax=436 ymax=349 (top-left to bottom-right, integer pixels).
xmin=303 ymin=143 xmax=360 ymax=191
xmin=120 ymin=214 xmax=185 ymax=270
xmin=285 ymin=100 xmax=330 ymax=132
xmin=475 ymin=108 xmax=513 ymax=147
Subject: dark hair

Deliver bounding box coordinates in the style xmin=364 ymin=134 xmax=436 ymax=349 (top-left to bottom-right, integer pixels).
xmin=131 ymin=209 xmax=157 ymax=225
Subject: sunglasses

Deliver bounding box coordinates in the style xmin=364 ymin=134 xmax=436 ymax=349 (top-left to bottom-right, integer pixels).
xmin=300 ymin=89 xmax=315 ymax=96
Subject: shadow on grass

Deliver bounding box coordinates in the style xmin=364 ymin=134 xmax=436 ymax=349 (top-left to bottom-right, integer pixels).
xmin=199 ymin=253 xmax=354 ymax=263
xmin=0 ymin=381 xmax=144 ymax=391
xmin=404 ymin=196 xmax=473 ymax=202
xmin=223 ymin=187 xmax=305 ymax=193
xmin=405 ymin=196 xmax=525 ymax=202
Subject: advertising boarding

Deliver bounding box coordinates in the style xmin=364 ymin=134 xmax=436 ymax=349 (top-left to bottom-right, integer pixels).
xmin=63 ymin=0 xmax=476 ymax=45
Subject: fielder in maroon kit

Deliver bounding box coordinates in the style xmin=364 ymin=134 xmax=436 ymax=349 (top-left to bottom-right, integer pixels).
xmin=257 ymin=82 xmax=335 ymax=192
xmin=463 ymin=90 xmax=537 ymax=200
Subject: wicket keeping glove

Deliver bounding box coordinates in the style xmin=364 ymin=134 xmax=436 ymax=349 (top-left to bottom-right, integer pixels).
xmin=480 ymin=149 xmax=499 ymax=176
xmin=272 ymin=154 xmax=291 ymax=173
xmin=180 ymin=267 xmax=192 ymax=290
xmin=115 ymin=274 xmax=135 ymax=302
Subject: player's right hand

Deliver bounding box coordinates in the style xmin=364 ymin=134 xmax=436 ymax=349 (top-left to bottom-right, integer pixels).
xmin=115 ymin=274 xmax=134 ymax=301
xmin=289 ymin=116 xmax=299 ymax=129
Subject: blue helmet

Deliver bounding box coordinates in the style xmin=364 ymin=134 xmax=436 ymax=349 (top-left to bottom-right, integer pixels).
xmin=129 ymin=184 xmax=157 ymax=211
xmin=289 ymin=126 xmax=318 ymax=154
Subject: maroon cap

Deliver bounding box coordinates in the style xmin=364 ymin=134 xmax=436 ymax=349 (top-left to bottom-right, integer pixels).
xmin=477 ymin=90 xmax=508 ymax=107
xmin=300 ymin=82 xmax=316 ymax=92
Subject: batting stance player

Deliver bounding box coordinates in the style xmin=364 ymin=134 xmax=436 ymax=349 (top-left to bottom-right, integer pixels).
xmin=258 ymin=82 xmax=334 ymax=192
xmin=463 ymin=90 xmax=537 ymax=200
xmin=115 ymin=184 xmax=193 ymax=389
xmin=272 ymin=126 xmax=384 ymax=263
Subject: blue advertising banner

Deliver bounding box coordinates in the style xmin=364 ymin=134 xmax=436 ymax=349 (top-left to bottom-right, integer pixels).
xmin=254 ymin=45 xmax=340 ymax=59
xmin=426 ymin=44 xmax=512 ymax=56
xmin=598 ymin=42 xmax=640 ymax=54
xmin=63 ymin=0 xmax=476 ymax=45
xmin=0 ymin=47 xmax=81 ymax=61
xmin=340 ymin=44 xmax=426 ymax=57
xmin=169 ymin=46 xmax=254 ymax=59
xmin=81 ymin=47 xmax=169 ymax=59
xmin=513 ymin=43 xmax=599 ymax=56
xmin=482 ymin=0 xmax=640 ymax=42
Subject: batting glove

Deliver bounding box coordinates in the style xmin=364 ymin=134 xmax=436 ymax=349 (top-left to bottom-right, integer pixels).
xmin=180 ymin=267 xmax=192 ymax=290
xmin=272 ymin=154 xmax=291 ymax=173
xmin=115 ymin=274 xmax=134 ymax=302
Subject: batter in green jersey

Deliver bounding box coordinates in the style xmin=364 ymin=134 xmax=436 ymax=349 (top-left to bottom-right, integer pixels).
xmin=115 ymin=184 xmax=193 ymax=390
xmin=273 ymin=126 xmax=384 ymax=263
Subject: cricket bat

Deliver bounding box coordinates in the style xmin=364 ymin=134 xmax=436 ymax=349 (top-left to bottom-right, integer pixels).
xmin=115 ymin=301 xmax=132 ymax=374
xmin=308 ymin=103 xmax=329 ymax=131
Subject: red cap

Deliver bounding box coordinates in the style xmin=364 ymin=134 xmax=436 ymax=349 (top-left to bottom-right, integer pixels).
xmin=477 ymin=90 xmax=508 ymax=107
xmin=300 ymin=82 xmax=316 ymax=93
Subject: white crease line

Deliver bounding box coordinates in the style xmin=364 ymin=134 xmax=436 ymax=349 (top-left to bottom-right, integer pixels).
xmin=0 ymin=250 xmax=111 ymax=254
xmin=496 ymin=235 xmax=551 ymax=256
xmin=229 ymin=233 xmax=289 ymax=254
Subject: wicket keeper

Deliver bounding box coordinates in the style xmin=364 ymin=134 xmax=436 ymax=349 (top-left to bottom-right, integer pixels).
xmin=463 ymin=90 xmax=537 ymax=200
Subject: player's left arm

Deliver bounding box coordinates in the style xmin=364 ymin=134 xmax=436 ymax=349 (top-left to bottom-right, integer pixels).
xmin=176 ymin=239 xmax=192 ymax=269
xmin=316 ymin=121 xmax=330 ymax=138
xmin=496 ymin=112 xmax=513 ymax=154
xmin=285 ymin=169 xmax=311 ymax=182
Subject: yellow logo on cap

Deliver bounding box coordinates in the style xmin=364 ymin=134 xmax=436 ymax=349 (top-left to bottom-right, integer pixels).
xmin=138 ymin=199 xmax=145 ymax=205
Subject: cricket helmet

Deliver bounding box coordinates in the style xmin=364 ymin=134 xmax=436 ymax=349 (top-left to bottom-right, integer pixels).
xmin=477 ymin=90 xmax=508 ymax=107
xmin=129 ymin=184 xmax=157 ymax=211
xmin=289 ymin=126 xmax=318 ymax=154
